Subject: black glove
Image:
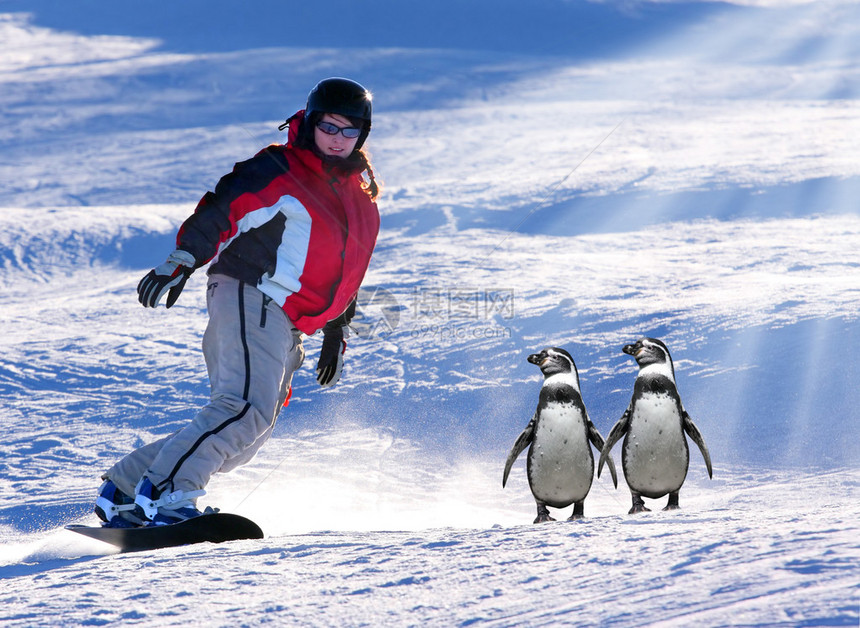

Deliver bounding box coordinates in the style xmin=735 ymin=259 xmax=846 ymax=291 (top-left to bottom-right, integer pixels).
xmin=316 ymin=324 xmax=346 ymax=388
xmin=137 ymin=250 xmax=196 ymax=308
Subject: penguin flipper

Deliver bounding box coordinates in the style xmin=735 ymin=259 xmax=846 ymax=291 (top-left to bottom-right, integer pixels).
xmin=682 ymin=411 xmax=713 ymax=478
xmin=503 ymin=414 xmax=536 ymax=487
xmin=598 ymin=410 xmax=629 ymax=479
xmin=587 ymin=422 xmax=618 ymax=488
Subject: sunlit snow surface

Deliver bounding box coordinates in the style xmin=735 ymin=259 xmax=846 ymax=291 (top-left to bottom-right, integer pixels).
xmin=2 ymin=467 xmax=858 ymax=627
xmin=1 ymin=2 xmax=859 ymax=626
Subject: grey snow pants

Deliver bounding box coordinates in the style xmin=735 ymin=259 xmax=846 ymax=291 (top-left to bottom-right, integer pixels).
xmin=106 ymin=274 xmax=305 ymax=498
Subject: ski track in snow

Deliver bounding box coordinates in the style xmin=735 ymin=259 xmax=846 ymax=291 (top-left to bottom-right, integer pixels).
xmin=1 ymin=4 xmax=859 ymax=627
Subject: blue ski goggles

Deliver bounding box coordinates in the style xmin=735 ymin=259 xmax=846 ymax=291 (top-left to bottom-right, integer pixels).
xmin=316 ymin=120 xmax=363 ymax=139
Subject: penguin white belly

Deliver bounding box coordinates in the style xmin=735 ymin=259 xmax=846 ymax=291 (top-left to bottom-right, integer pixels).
xmin=527 ymin=403 xmax=593 ymax=508
xmin=624 ymin=393 xmax=688 ymax=497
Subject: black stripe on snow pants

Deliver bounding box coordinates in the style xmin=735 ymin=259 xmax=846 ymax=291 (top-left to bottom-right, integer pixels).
xmin=107 ymin=274 xmax=304 ymax=497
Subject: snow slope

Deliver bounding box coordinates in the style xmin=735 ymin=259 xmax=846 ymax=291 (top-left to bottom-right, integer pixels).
xmin=1 ymin=1 xmax=858 ymax=626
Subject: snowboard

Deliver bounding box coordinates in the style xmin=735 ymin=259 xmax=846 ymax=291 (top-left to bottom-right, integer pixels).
xmin=66 ymin=513 xmax=264 ymax=553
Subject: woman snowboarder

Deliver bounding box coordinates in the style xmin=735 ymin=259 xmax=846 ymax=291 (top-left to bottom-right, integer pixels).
xmin=94 ymin=77 xmax=381 ymax=527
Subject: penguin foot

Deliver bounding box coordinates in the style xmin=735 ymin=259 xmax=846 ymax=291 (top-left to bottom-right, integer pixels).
xmin=534 ymin=503 xmax=555 ymax=523
xmin=664 ymin=492 xmax=680 ymax=511
xmin=567 ymin=514 xmax=584 ymax=521
xmin=629 ymin=494 xmax=650 ymax=514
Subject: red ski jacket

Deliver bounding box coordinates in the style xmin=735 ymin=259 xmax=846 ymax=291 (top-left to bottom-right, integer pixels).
xmin=175 ymin=111 xmax=380 ymax=335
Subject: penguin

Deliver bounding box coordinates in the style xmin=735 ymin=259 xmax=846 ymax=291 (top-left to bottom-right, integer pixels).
xmin=598 ymin=337 xmax=713 ymax=514
xmin=503 ymin=347 xmax=618 ymax=523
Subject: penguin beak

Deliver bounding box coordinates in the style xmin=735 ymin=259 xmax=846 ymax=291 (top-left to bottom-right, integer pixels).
xmin=527 ymin=353 xmax=542 ymax=365
xmin=623 ymin=343 xmax=646 ymax=358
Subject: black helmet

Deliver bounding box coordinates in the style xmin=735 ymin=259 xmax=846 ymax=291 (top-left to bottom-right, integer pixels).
xmin=305 ymin=77 xmax=372 ymax=122
xmin=304 ymin=77 xmax=372 ymax=149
